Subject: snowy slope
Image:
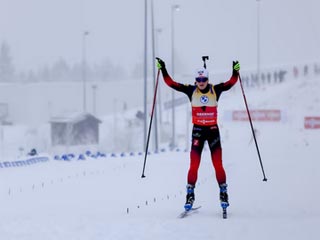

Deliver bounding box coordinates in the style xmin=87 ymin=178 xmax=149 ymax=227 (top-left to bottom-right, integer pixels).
xmin=0 ymin=76 xmax=319 ymax=240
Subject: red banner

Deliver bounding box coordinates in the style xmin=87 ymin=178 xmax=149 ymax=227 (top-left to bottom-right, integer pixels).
xmin=304 ymin=117 xmax=320 ymax=129
xmin=232 ymin=110 xmax=281 ymax=122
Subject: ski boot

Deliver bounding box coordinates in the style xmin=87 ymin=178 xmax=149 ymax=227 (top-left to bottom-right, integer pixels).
xmin=184 ymin=184 xmax=195 ymax=211
xmin=219 ymin=183 xmax=229 ymax=209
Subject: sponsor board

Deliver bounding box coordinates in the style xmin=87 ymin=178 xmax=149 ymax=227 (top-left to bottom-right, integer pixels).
xmin=304 ymin=116 xmax=320 ymax=129
xmin=232 ymin=110 xmax=281 ymax=122
xmin=0 ymin=156 xmax=50 ymax=169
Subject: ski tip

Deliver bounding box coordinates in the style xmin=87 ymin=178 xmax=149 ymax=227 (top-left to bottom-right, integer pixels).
xmin=179 ymin=206 xmax=201 ymax=218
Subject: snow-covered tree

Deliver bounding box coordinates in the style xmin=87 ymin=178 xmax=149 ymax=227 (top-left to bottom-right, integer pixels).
xmin=0 ymin=41 xmax=15 ymax=82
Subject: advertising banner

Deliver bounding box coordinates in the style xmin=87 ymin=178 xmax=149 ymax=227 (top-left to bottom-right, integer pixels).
xmin=232 ymin=110 xmax=281 ymax=122
xmin=304 ymin=116 xmax=320 ymax=129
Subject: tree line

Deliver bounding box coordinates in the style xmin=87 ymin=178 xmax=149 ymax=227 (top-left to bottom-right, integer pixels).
xmin=0 ymin=41 xmax=145 ymax=83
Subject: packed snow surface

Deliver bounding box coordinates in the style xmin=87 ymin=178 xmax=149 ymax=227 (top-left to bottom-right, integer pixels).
xmin=0 ymin=76 xmax=319 ymax=239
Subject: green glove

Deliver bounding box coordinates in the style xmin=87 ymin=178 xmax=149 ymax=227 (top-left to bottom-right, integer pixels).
xmin=156 ymin=57 xmax=166 ymax=70
xmin=233 ymin=61 xmax=240 ymax=72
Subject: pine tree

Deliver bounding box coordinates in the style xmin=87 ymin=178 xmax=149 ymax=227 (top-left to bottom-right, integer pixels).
xmin=0 ymin=41 xmax=15 ymax=82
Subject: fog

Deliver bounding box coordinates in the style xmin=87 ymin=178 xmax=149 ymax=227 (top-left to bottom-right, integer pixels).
xmin=1 ymin=0 xmax=319 ymax=72
xmin=0 ymin=0 xmax=319 ymax=157
xmin=0 ymin=1 xmax=319 ymax=238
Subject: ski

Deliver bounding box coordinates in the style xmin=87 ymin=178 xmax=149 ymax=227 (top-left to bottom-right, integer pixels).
xmin=222 ymin=207 xmax=227 ymax=219
xmin=178 ymin=206 xmax=201 ymax=218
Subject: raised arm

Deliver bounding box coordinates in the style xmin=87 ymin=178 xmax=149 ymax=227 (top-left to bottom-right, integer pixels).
xmin=156 ymin=58 xmax=193 ymax=95
xmin=214 ymin=61 xmax=240 ymax=100
xmin=222 ymin=61 xmax=240 ymax=90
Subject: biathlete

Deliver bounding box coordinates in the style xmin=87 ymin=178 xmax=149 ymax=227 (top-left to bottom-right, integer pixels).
xmin=156 ymin=57 xmax=240 ymax=211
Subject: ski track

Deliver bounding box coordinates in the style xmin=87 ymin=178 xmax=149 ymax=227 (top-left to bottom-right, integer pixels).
xmin=0 ymin=77 xmax=320 ymax=239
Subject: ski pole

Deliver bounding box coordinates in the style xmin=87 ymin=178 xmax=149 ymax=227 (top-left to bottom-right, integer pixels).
xmin=238 ymin=73 xmax=268 ymax=182
xmin=141 ymin=68 xmax=161 ymax=178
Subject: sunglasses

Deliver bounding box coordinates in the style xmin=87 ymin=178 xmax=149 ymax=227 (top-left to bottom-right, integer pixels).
xmin=195 ymin=77 xmax=208 ymax=83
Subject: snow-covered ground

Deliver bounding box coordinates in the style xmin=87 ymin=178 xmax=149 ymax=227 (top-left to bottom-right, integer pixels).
xmin=0 ymin=75 xmax=319 ymax=239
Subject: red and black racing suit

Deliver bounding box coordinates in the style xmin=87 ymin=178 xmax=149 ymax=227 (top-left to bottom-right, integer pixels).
xmin=160 ymin=67 xmax=238 ymax=186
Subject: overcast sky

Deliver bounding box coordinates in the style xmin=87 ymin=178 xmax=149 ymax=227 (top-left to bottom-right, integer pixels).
xmin=0 ymin=0 xmax=319 ymax=75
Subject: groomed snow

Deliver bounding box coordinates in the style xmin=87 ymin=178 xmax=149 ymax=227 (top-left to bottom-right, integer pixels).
xmin=0 ymin=75 xmax=319 ymax=239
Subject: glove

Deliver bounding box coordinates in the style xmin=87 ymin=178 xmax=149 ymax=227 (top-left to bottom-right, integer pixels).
xmin=233 ymin=61 xmax=240 ymax=72
xmin=156 ymin=57 xmax=166 ymax=70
